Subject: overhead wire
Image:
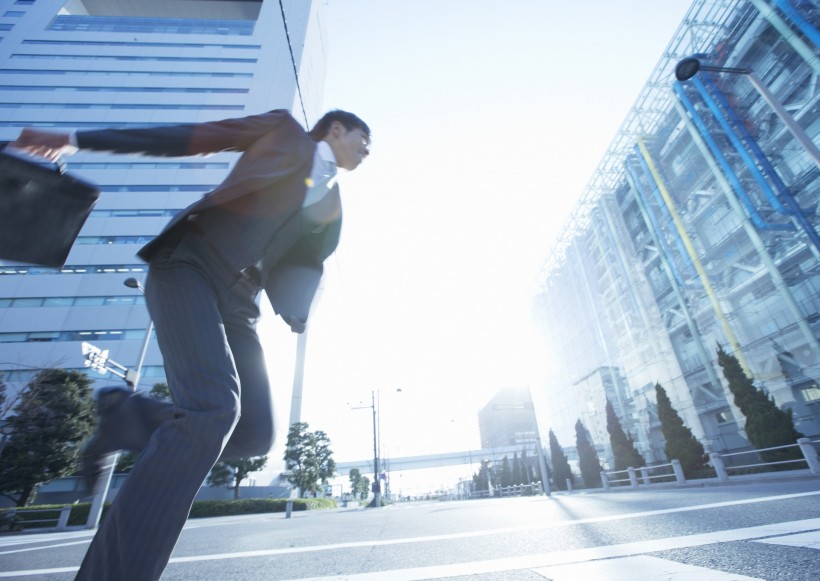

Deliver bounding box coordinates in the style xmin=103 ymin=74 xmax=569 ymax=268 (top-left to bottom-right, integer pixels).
xmin=278 ymin=0 xmax=310 ymax=128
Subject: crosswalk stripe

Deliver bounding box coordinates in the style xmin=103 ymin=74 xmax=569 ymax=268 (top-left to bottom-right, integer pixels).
xmin=532 ymin=554 xmax=764 ymax=580
xmin=754 ymin=529 xmax=820 ymax=549
xmin=282 ymin=518 xmax=820 ymax=581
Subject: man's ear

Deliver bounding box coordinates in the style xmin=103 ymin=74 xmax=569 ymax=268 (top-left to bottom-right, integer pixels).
xmin=328 ymin=120 xmax=344 ymax=140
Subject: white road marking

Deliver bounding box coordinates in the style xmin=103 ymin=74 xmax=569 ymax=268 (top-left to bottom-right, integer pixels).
xmin=282 ymin=519 xmax=820 ymax=581
xmin=0 ymin=540 xmax=91 ymax=555
xmin=754 ymin=529 xmax=820 ymax=549
xmin=532 ymin=554 xmax=764 ymax=580
xmin=0 ymin=530 xmax=93 ymax=549
xmin=0 ymin=491 xmax=818 ymax=578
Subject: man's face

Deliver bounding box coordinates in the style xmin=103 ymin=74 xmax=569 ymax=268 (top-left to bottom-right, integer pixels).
xmin=327 ymin=122 xmax=370 ymax=171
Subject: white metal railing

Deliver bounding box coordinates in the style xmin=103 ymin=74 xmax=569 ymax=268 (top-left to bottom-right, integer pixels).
xmin=709 ymin=437 xmax=820 ymax=482
xmin=601 ymin=460 xmax=686 ymax=491
xmin=0 ymin=505 xmax=73 ymax=532
xmin=601 ymin=437 xmax=820 ymax=491
xmin=470 ymin=482 xmax=543 ymax=499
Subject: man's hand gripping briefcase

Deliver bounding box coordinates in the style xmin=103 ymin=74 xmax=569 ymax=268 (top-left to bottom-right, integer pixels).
xmin=0 ymin=144 xmax=99 ymax=268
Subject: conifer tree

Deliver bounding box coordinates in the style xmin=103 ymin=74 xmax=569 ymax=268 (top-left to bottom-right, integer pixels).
xmin=512 ymin=452 xmax=523 ymax=485
xmin=716 ymin=345 xmax=803 ymax=463
xmin=575 ymin=419 xmax=603 ymax=488
xmin=548 ymin=429 xmax=574 ymax=490
xmin=472 ymin=460 xmax=492 ymax=493
xmin=605 ymin=398 xmax=645 ymax=471
xmin=519 ymin=449 xmax=532 ymax=484
xmin=0 ymin=369 xmax=95 ymax=506
xmin=499 ymin=456 xmax=512 ymax=488
xmin=654 ymin=383 xmax=707 ymax=476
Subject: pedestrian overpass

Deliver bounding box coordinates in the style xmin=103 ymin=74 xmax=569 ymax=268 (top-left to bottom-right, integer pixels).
xmin=335 ymin=444 xmax=535 ymax=474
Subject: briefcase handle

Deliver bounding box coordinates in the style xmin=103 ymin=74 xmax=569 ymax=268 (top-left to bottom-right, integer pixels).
xmin=0 ymin=140 xmax=68 ymax=175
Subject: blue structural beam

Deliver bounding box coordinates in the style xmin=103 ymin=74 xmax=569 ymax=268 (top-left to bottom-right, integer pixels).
xmin=691 ymin=74 xmax=820 ymax=253
xmin=774 ymin=0 xmax=820 ymax=47
xmin=625 ymin=155 xmax=690 ymax=289
xmin=672 ymin=82 xmax=795 ymax=232
xmin=691 ymin=75 xmax=792 ymax=216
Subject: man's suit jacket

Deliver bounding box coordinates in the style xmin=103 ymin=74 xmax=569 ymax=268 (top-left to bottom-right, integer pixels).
xmin=76 ymin=110 xmax=341 ymax=331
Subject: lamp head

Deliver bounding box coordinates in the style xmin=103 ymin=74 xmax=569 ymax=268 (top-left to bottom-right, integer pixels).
xmin=124 ymin=277 xmax=140 ymax=289
xmin=675 ymin=57 xmax=702 ymax=81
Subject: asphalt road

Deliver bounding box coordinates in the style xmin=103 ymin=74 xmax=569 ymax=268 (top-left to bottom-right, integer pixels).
xmin=1 ymin=478 xmax=819 ymax=580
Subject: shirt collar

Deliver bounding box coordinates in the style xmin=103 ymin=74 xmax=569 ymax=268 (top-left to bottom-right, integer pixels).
xmin=316 ymin=140 xmax=336 ymax=167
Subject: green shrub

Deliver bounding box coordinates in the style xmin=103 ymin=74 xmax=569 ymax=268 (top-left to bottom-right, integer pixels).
xmin=5 ymin=497 xmax=338 ymax=530
xmin=188 ymin=497 xmax=335 ymax=518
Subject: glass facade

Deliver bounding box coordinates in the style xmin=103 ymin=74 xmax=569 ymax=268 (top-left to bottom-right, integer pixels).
xmin=534 ymin=0 xmax=820 ymax=465
xmin=0 ymin=0 xmax=328 ymax=392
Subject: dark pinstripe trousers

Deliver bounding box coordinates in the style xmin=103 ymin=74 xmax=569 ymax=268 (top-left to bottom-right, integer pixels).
xmin=76 ymin=232 xmax=276 ymax=580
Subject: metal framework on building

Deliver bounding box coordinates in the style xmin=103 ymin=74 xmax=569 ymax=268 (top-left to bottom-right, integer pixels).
xmin=535 ymin=0 xmax=819 ymax=465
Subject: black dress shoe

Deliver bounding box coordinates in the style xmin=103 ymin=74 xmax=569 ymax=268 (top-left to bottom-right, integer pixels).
xmin=82 ymin=387 xmax=131 ymax=492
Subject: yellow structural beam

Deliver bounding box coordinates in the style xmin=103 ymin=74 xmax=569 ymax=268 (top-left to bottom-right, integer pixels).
xmin=637 ymin=138 xmax=753 ymax=377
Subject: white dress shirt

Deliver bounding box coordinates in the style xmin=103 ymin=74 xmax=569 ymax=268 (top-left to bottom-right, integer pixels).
xmin=302 ymin=140 xmax=338 ymax=208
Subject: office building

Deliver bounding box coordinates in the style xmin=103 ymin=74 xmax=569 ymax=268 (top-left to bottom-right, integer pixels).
xmin=0 ymin=0 xmax=328 ymax=392
xmin=478 ymin=386 xmax=539 ymax=450
xmin=534 ymin=0 xmax=819 ymax=466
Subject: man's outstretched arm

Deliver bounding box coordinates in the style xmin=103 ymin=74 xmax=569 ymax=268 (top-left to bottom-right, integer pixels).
xmin=9 ymin=109 xmax=300 ymax=160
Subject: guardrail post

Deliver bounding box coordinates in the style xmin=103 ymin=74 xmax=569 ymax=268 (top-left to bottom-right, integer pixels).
xmin=671 ymin=459 xmax=686 ymax=484
xmin=601 ymin=471 xmax=609 ymax=491
xmin=56 ymin=505 xmax=72 ymax=531
xmin=566 ymin=479 xmax=573 ymax=492
xmin=797 ymin=438 xmax=820 ymax=474
xmin=640 ymin=466 xmax=650 ymax=485
xmin=285 ymin=499 xmax=293 ymax=519
xmin=627 ymin=467 xmax=638 ymax=488
xmin=710 ymin=452 xmax=729 ymax=482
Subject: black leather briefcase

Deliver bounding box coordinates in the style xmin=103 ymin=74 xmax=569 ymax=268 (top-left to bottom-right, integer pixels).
xmin=0 ymin=145 xmax=99 ymax=268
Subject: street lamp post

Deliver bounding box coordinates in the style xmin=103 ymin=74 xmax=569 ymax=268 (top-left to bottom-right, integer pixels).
xmin=351 ymin=391 xmax=380 ymax=507
xmin=82 ymin=277 xmax=152 ymax=528
xmin=674 ymin=56 xmax=820 ymax=167
xmin=370 ymin=391 xmax=380 ymax=506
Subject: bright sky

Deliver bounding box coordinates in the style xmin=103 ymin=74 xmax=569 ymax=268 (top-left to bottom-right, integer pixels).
xmin=259 ymin=1 xmax=694 ymax=490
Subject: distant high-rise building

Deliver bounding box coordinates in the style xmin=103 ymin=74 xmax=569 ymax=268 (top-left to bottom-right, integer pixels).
xmin=478 ymin=386 xmax=539 ymax=450
xmin=534 ymin=0 xmax=820 ymax=463
xmin=0 ymin=0 xmax=328 ymax=392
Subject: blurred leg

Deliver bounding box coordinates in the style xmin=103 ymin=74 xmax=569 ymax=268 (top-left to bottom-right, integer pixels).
xmin=221 ymin=314 xmax=275 ymax=459
xmin=77 ymin=252 xmax=241 ymax=581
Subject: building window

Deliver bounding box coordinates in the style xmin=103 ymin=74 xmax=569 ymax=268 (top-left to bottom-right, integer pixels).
xmin=0 ymin=69 xmax=254 ymax=78
xmin=0 ymin=264 xmax=146 ymax=275
xmin=11 ymin=54 xmax=257 ymax=63
xmin=800 ymin=384 xmax=820 ymax=403
xmin=715 ymin=410 xmax=732 ymax=424
xmin=0 ymin=365 xmax=165 ymax=384
xmin=0 ymin=85 xmax=249 ymax=94
xmin=0 ymin=329 xmax=152 ymax=343
xmin=23 ymin=39 xmax=259 ymax=50
xmin=0 ymin=295 xmax=145 ymax=307
xmin=49 ymin=16 xmax=255 ymax=36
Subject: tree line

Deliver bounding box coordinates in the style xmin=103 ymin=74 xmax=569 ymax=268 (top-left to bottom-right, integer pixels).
xmin=0 ymin=344 xmax=807 ymax=505
xmin=473 ymin=346 xmax=805 ymax=493
xmin=0 ymin=372 xmax=339 ymax=506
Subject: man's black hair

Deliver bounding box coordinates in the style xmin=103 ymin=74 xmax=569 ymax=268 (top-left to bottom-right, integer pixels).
xmin=309 ymin=110 xmax=370 ymax=141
